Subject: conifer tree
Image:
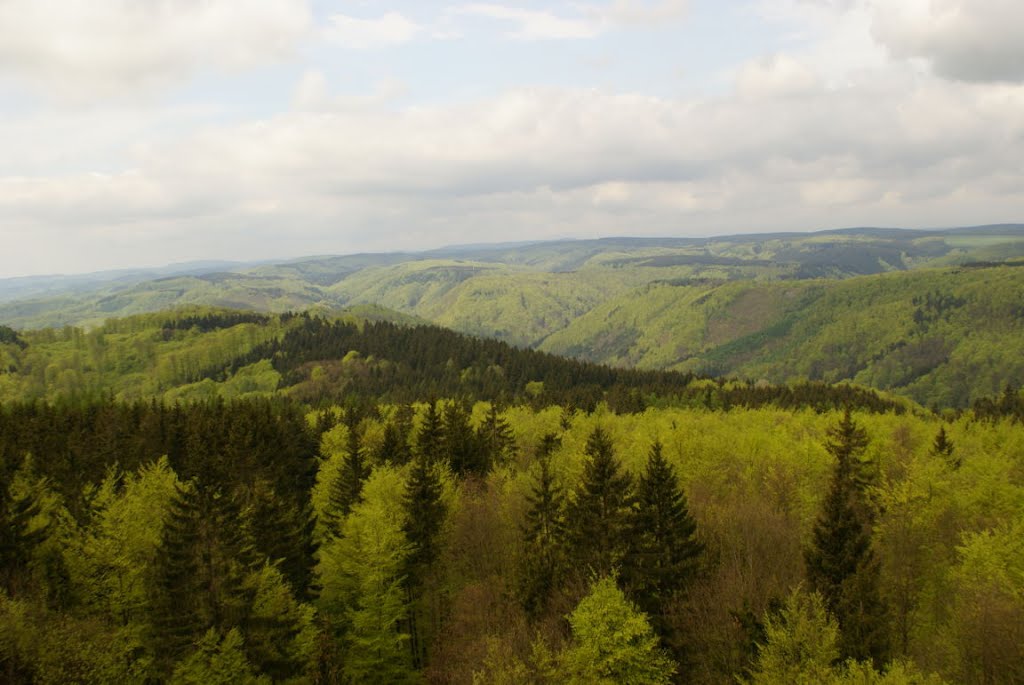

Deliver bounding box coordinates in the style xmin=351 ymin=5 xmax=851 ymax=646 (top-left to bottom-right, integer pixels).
xmin=626 ymin=441 xmax=703 ymax=630
xmin=566 ymin=426 xmax=634 ymax=577
xmin=477 ymin=403 xmax=515 ymax=467
xmin=415 ymin=401 xmax=444 ymax=464
xmin=149 ymin=481 xmax=259 ymax=676
xmin=930 ymin=426 xmax=958 ymax=469
xmin=379 ymin=420 xmax=410 ymax=466
xmin=441 ymin=400 xmax=483 ymax=476
xmin=401 ymin=452 xmax=447 ymax=668
xmin=402 ymin=456 xmax=446 ymax=580
xmin=520 ymin=433 xmax=568 ymax=616
xmin=804 ymin=409 xmax=890 ymax=667
xmin=243 ymin=482 xmax=319 ymax=600
xmin=324 ymin=416 xmax=370 ymax=538
xmin=0 ymin=460 xmax=50 ymax=597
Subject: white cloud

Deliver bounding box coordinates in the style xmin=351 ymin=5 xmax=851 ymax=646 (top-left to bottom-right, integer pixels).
xmin=870 ymin=0 xmax=1024 ymax=82
xmin=454 ymin=4 xmax=603 ymax=40
xmin=736 ymin=54 xmax=820 ymax=97
xmin=603 ymin=0 xmax=688 ymax=25
xmin=0 ymin=0 xmax=311 ymax=101
xmin=324 ymin=11 xmax=421 ymax=49
xmin=451 ymin=1 xmax=688 ymax=40
xmin=4 ymin=70 xmax=1024 ymax=276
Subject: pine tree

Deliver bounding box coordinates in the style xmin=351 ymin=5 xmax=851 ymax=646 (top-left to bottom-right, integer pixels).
xmin=149 ymin=481 xmax=259 ymax=676
xmin=477 ymin=403 xmax=515 ymax=467
xmin=243 ymin=482 xmax=319 ymax=600
xmin=930 ymin=425 xmax=959 ymax=469
xmin=626 ymin=441 xmax=703 ymax=630
xmin=401 ymin=454 xmax=446 ymax=669
xmin=401 ymin=456 xmax=446 ymax=581
xmin=0 ymin=460 xmax=50 ymax=598
xmin=520 ymin=433 xmax=568 ymax=616
xmin=441 ymin=400 xmax=483 ymax=476
xmin=566 ymin=426 xmax=634 ymax=577
xmin=324 ymin=417 xmax=371 ymax=538
xmin=415 ymin=401 xmax=444 ymax=464
xmin=804 ymin=409 xmax=890 ymax=667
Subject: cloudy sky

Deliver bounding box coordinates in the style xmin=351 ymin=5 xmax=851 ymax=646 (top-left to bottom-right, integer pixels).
xmin=1 ymin=0 xmax=1022 ymax=277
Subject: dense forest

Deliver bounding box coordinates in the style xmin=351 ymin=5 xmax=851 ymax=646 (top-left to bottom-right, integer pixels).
xmin=1 ymin=307 xmax=1023 ymax=683
xmin=2 ymin=396 xmax=1023 ymax=683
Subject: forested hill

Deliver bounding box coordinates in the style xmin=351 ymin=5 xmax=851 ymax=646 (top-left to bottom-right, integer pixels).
xmin=3 ymin=224 xmax=1024 ymax=334
xmin=541 ymin=262 xmax=1024 ymax=408
xmin=0 ymin=307 xmax=903 ymax=414
xmin=2 ymin=226 xmax=1024 ymax=409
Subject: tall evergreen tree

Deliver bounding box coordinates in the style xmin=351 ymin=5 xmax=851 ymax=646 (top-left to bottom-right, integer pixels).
xmin=323 ymin=417 xmax=371 ymax=538
xmin=520 ymin=433 xmax=568 ymax=616
xmin=626 ymin=441 xmax=703 ymax=630
xmin=379 ymin=418 xmax=411 ymax=466
xmin=149 ymin=481 xmax=259 ymax=676
xmin=243 ymin=482 xmax=319 ymax=600
xmin=566 ymin=426 xmax=634 ymax=577
xmin=414 ymin=401 xmax=444 ymax=464
xmin=0 ymin=460 xmax=50 ymax=598
xmin=930 ymin=425 xmax=959 ymax=469
xmin=477 ymin=403 xmax=515 ymax=467
xmin=440 ymin=400 xmax=484 ymax=476
xmin=401 ymin=453 xmax=447 ymax=669
xmin=401 ymin=457 xmax=446 ymax=581
xmin=804 ymin=409 xmax=890 ymax=667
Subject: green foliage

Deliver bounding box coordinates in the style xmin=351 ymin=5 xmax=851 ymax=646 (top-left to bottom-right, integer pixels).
xmin=0 ymin=459 xmax=51 ymax=598
xmin=626 ymin=440 xmax=704 ymax=629
xmin=403 ymin=455 xmax=448 ymax=579
xmin=520 ymin=434 xmax=568 ymax=616
xmin=946 ymin=521 xmax=1024 ymax=684
xmin=747 ymin=588 xmax=840 ymax=685
xmin=0 ymin=378 xmax=1022 ymax=682
xmin=149 ymin=482 xmax=259 ymax=673
xmin=746 ymin=589 xmax=945 ymax=685
xmin=805 ymin=410 xmax=890 ymax=666
xmin=559 ymin=575 xmax=676 ymax=685
xmin=72 ymin=457 xmax=179 ymax=663
xmin=170 ymin=628 xmax=269 ymax=685
xmin=323 ymin=415 xmax=370 ymax=538
xmin=566 ymin=427 xmax=634 ymax=577
xmin=338 ymin=471 xmax=415 ymax=683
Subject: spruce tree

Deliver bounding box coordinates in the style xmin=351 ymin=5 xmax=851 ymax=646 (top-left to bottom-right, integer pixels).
xmin=401 ymin=456 xmax=446 ymax=580
xmin=477 ymin=403 xmax=515 ymax=467
xmin=149 ymin=481 xmax=259 ymax=676
xmin=930 ymin=425 xmax=959 ymax=469
xmin=401 ymin=454 xmax=446 ymax=669
xmin=520 ymin=433 xmax=568 ymax=616
xmin=414 ymin=401 xmax=444 ymax=464
xmin=804 ymin=409 xmax=890 ymax=667
xmin=626 ymin=441 xmax=703 ymax=629
xmin=324 ymin=417 xmax=371 ymax=538
xmin=243 ymin=482 xmax=319 ymax=600
xmin=566 ymin=426 xmax=634 ymax=577
xmin=0 ymin=461 xmax=50 ymax=597
xmin=441 ymin=400 xmax=483 ymax=476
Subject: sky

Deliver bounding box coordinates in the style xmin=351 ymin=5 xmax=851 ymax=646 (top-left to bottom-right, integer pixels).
xmin=1 ymin=0 xmax=1023 ymax=277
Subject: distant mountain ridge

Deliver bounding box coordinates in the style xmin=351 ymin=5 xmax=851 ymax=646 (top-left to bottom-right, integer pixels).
xmin=3 ymin=224 xmax=1024 ymax=407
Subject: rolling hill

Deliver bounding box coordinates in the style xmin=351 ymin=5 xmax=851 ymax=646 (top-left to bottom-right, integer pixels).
xmin=2 ymin=224 xmax=1024 ymax=407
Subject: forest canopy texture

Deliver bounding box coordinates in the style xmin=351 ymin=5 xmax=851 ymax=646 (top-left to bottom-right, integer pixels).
xmin=1 ymin=305 xmax=1023 ymax=683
